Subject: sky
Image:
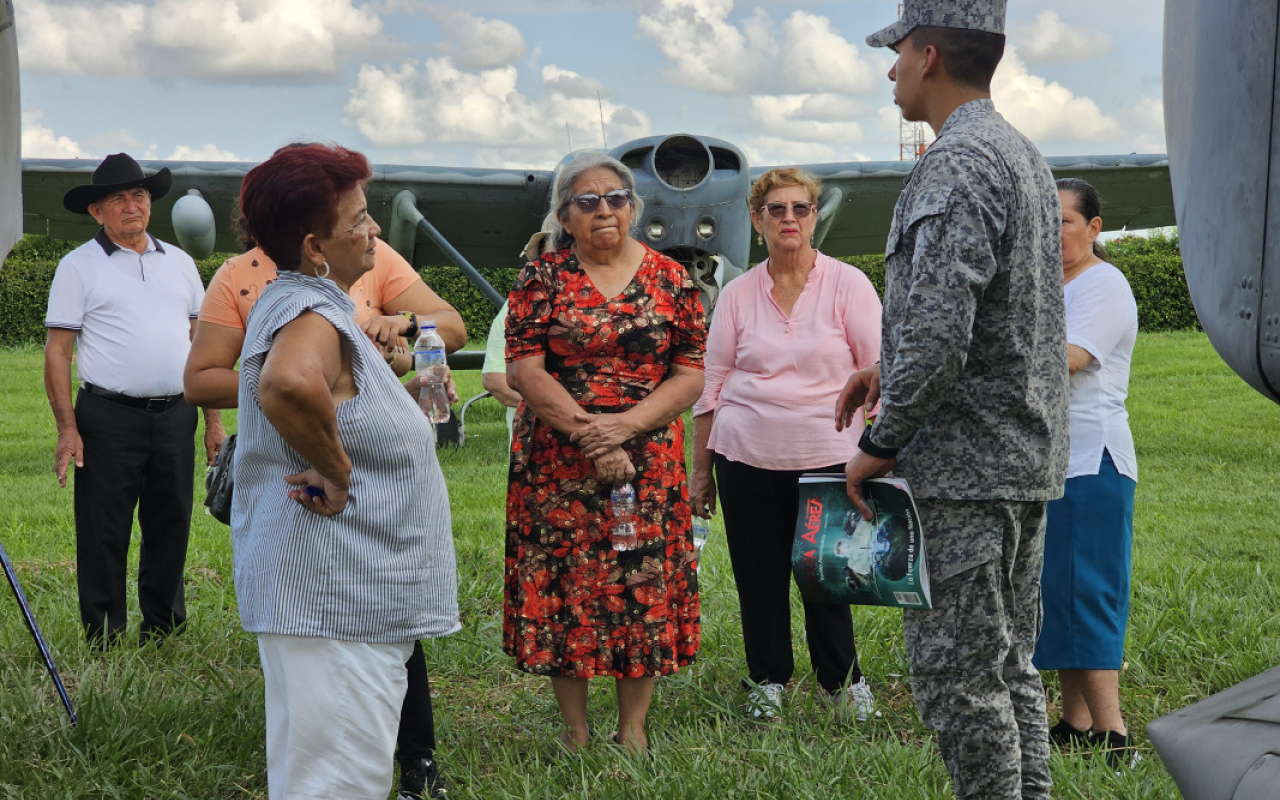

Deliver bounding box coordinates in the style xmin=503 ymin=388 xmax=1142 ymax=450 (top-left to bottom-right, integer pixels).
xmin=16 ymin=0 xmax=1168 ymax=172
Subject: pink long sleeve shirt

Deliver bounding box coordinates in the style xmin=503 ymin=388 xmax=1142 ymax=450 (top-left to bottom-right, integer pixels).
xmin=693 ymin=252 xmax=882 ymax=471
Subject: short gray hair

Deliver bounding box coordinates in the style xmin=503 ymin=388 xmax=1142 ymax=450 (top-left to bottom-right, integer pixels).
xmin=542 ymin=152 xmax=645 ymax=250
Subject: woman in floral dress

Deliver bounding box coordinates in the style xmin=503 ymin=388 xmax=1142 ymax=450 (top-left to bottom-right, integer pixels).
xmin=504 ymin=152 xmax=706 ymax=754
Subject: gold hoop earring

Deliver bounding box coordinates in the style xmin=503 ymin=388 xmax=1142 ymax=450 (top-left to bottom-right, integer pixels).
xmin=316 ymin=261 xmax=330 ymax=279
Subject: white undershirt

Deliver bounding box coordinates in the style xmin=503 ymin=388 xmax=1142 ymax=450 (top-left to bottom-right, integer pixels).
xmin=1063 ymin=262 xmax=1138 ymax=482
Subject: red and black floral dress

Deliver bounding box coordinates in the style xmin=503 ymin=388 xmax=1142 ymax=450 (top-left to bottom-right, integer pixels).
xmin=503 ymin=245 xmax=706 ymax=678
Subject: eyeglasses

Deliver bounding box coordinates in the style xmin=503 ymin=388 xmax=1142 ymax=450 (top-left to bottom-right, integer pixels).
xmin=571 ymin=189 xmax=632 ymax=213
xmin=762 ymin=201 xmax=816 ymax=219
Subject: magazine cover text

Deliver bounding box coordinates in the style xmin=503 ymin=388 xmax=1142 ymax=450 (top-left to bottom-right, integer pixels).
xmin=791 ymin=476 xmax=932 ymax=609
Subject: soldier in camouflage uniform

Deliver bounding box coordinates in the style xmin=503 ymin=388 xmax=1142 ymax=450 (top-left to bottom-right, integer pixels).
xmin=838 ymin=1 xmax=1069 ymax=797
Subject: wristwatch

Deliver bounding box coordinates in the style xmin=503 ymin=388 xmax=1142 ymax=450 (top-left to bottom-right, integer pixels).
xmin=399 ymin=311 xmax=419 ymax=339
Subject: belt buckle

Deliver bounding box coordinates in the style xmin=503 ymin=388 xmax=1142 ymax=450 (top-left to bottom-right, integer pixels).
xmin=145 ymin=397 xmax=169 ymax=413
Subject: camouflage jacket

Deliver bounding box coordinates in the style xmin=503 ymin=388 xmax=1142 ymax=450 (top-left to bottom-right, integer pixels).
xmin=868 ymin=99 xmax=1069 ymax=501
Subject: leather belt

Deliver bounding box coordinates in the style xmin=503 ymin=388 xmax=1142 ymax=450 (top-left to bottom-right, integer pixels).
xmin=82 ymin=383 xmax=185 ymax=413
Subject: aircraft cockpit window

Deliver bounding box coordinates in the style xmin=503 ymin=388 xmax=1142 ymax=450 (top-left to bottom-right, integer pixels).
xmin=620 ymin=147 xmax=652 ymax=172
xmin=710 ymin=147 xmax=742 ymax=173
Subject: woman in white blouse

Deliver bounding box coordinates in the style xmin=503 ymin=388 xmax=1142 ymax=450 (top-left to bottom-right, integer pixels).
xmin=1033 ymin=178 xmax=1139 ymax=769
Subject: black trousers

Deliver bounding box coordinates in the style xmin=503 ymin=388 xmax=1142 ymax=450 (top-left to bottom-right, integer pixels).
xmin=715 ymin=455 xmax=860 ymax=692
xmin=73 ymin=389 xmax=196 ymax=643
xmin=397 ymin=639 xmax=437 ymax=763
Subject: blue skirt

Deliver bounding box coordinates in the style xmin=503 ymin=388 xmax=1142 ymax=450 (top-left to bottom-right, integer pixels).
xmin=1033 ymin=449 xmax=1136 ymax=670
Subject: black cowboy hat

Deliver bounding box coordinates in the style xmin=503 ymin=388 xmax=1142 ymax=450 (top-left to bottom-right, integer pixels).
xmin=62 ymin=153 xmax=172 ymax=215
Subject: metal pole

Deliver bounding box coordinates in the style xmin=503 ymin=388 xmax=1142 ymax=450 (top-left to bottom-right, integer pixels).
xmin=393 ymin=191 xmax=505 ymax=309
xmin=0 ymin=538 xmax=77 ymax=725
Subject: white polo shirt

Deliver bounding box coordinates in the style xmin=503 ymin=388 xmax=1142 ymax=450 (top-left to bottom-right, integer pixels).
xmin=46 ymin=229 xmax=204 ymax=398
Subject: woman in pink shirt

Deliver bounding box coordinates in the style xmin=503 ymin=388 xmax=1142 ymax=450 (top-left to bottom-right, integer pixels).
xmin=689 ymin=168 xmax=882 ymax=721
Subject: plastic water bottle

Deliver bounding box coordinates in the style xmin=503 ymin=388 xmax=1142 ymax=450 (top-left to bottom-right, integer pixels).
xmin=610 ymin=483 xmax=639 ymax=551
xmin=691 ymin=516 xmax=711 ymax=569
xmin=414 ymin=322 xmax=450 ymax=423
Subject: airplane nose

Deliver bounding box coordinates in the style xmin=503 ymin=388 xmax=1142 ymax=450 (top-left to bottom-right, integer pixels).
xmin=654 ymin=135 xmax=712 ymax=190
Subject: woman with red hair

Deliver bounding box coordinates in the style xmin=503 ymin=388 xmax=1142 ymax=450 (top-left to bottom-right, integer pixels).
xmin=230 ymin=144 xmax=459 ymax=800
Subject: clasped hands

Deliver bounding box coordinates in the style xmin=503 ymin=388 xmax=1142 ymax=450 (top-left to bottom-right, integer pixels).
xmin=361 ymin=315 xmax=413 ymax=370
xmin=360 ymin=314 xmax=413 ymax=349
xmin=835 ymin=364 xmax=895 ymax=521
xmin=571 ymin=412 xmax=637 ymax=485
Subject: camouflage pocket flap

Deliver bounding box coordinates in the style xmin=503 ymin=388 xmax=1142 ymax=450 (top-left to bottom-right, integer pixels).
xmin=886 ymin=185 xmax=954 ymax=258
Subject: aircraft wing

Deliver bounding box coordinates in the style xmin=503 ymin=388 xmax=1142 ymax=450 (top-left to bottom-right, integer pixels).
xmin=752 ymin=153 xmax=1174 ymax=261
xmin=21 ymin=159 xmax=553 ymax=269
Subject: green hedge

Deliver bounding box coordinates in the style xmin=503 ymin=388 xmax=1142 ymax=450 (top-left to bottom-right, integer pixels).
xmin=418 ymin=265 xmax=521 ymax=342
xmin=833 ymin=231 xmax=1196 ymax=333
xmin=1099 ymin=232 xmax=1200 ymax=331
xmin=0 ymin=231 xmax=1197 ymax=348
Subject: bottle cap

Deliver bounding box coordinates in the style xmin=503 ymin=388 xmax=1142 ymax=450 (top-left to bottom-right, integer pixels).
xmin=423 ymin=321 xmax=437 ymax=329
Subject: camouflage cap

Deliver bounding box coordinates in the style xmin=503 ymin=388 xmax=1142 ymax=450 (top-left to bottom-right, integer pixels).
xmin=866 ymin=0 xmax=1007 ymax=49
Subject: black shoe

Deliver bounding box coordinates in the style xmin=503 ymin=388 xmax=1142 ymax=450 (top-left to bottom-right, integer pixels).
xmin=398 ymin=757 xmax=447 ymax=799
xmin=1048 ymin=719 xmax=1090 ymax=749
xmin=1089 ymin=729 xmax=1138 ymax=770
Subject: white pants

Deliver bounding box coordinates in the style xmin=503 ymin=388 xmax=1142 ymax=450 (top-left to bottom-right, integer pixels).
xmin=258 ymin=634 xmax=414 ymax=800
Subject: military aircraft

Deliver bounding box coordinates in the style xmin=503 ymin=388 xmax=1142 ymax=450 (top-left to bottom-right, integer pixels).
xmin=0 ymin=2 xmax=1174 ymax=338
xmin=14 ymin=145 xmax=1175 ymax=325
xmin=1143 ymin=0 xmax=1280 ymax=796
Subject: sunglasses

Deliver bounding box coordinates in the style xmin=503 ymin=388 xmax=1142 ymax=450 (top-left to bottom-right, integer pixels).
xmin=571 ymin=189 xmax=632 ymax=213
xmin=761 ymin=201 xmax=816 ymax=219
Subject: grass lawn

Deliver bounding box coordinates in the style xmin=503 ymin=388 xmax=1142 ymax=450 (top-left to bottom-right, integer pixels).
xmin=1 ymin=331 xmax=1277 ymax=799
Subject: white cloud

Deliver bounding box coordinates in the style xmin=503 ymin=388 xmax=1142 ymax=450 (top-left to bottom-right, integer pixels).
xmin=81 ymin=130 xmax=143 ymax=153
xmin=735 ymin=95 xmax=889 ymax=165
xmin=992 ymin=48 xmax=1122 ymax=143
xmin=21 ymin=111 xmax=93 ymax=159
xmin=1125 ymin=96 xmax=1165 ymax=152
xmin=17 ymin=0 xmax=384 ymax=83
xmin=749 ymin=96 xmax=864 ymax=145
xmin=344 ymin=58 xmax=650 ymax=165
xmin=1013 ymin=11 xmax=1112 ymax=64
xmin=430 ymin=8 xmax=525 ymax=69
xmin=168 ymin=144 xmax=240 ymax=161
xmin=542 ymin=65 xmax=603 ymax=99
xmin=741 ymin=136 xmax=869 ymax=168
xmin=636 ymin=0 xmax=880 ymax=96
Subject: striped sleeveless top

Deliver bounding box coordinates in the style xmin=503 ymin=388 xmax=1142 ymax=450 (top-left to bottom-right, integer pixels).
xmin=231 ymin=271 xmax=459 ymax=643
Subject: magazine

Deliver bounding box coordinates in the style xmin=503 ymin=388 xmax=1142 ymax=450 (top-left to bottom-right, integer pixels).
xmin=791 ymin=475 xmax=932 ymax=609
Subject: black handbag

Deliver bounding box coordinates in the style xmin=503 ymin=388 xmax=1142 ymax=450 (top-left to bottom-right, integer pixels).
xmin=204 ymin=433 xmax=237 ymax=525
xmin=435 ymin=407 xmax=464 ymax=448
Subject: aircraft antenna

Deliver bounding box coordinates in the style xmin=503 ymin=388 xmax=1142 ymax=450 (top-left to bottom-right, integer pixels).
xmin=597 ymin=92 xmax=608 ymax=148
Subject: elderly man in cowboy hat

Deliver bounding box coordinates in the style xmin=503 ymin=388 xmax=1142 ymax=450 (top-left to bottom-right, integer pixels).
xmin=837 ymin=1 xmax=1068 ymax=797
xmin=44 ymin=152 xmax=224 ymax=647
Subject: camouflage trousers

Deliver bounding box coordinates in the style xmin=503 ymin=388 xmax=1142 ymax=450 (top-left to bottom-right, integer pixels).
xmin=904 ymin=499 xmax=1051 ymax=799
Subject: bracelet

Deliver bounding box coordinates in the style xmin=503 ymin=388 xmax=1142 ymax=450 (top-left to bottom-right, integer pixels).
xmin=384 ymin=345 xmax=400 ymax=365
xmin=399 ymin=311 xmax=419 ymax=339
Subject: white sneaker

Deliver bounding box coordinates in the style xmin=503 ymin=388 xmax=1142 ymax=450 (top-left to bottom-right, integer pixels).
xmin=830 ymin=677 xmax=878 ymax=722
xmin=745 ymin=682 xmax=785 ymax=720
